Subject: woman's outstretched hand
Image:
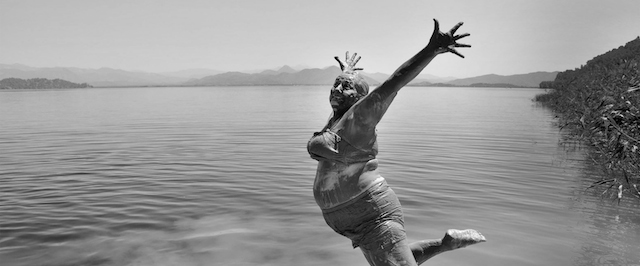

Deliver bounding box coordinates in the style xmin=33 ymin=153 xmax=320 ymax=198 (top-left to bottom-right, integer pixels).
xmin=429 ymin=19 xmax=471 ymax=58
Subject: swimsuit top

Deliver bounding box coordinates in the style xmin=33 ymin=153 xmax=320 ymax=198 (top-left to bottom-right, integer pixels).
xmin=307 ymin=128 xmax=378 ymax=164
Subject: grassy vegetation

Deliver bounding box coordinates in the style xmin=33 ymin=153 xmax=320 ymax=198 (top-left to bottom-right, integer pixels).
xmin=535 ymin=37 xmax=640 ymax=202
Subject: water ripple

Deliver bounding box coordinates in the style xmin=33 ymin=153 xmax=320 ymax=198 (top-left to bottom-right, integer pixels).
xmin=1 ymin=86 xmax=639 ymax=266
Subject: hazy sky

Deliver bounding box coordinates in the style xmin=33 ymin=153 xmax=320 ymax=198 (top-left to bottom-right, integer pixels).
xmin=1 ymin=0 xmax=639 ymax=78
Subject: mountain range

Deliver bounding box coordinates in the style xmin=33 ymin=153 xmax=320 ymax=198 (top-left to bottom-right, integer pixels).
xmin=443 ymin=72 xmax=560 ymax=87
xmin=0 ymin=63 xmax=557 ymax=88
xmin=184 ymin=66 xmax=380 ymax=86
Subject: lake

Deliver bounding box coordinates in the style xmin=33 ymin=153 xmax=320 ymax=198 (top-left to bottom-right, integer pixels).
xmin=1 ymin=86 xmax=639 ymax=266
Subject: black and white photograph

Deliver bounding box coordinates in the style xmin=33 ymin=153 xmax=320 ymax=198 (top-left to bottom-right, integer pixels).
xmin=1 ymin=0 xmax=639 ymax=265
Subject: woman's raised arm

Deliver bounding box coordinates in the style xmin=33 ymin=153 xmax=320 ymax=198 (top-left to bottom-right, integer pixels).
xmin=378 ymin=19 xmax=470 ymax=95
xmin=355 ymin=19 xmax=470 ymax=125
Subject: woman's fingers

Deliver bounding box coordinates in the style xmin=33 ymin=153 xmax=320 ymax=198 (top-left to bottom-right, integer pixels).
xmin=448 ymin=47 xmax=465 ymax=58
xmin=336 ymin=51 xmax=364 ymax=72
xmin=350 ymin=52 xmax=358 ymax=63
xmin=449 ymin=22 xmax=464 ymax=35
xmin=449 ymin=40 xmax=470 ymax=58
xmin=352 ymin=55 xmax=361 ymax=66
xmin=432 ymin=19 xmax=440 ymax=37
xmin=454 ymin=33 xmax=470 ymax=41
xmin=334 ymin=56 xmax=345 ymax=71
xmin=427 ymin=19 xmax=469 ymax=58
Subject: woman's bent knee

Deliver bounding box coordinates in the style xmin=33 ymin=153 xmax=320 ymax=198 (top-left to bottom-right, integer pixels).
xmin=358 ymin=221 xmax=417 ymax=266
xmin=360 ymin=237 xmax=417 ymax=266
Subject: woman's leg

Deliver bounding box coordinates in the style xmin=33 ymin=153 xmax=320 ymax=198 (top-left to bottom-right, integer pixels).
xmin=358 ymin=226 xmax=486 ymax=266
xmin=409 ymin=239 xmax=443 ymax=265
xmin=410 ymin=229 xmax=486 ymax=265
xmin=358 ymin=221 xmax=419 ymax=266
xmin=336 ymin=181 xmax=484 ymax=265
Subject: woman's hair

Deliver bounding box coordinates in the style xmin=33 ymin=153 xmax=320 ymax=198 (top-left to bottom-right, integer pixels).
xmin=334 ymin=73 xmax=369 ymax=97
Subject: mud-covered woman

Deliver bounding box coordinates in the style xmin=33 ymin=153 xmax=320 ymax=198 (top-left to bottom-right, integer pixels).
xmin=307 ymin=19 xmax=485 ymax=266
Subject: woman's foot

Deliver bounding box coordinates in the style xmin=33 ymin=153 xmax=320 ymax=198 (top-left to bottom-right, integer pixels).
xmin=442 ymin=229 xmax=486 ymax=250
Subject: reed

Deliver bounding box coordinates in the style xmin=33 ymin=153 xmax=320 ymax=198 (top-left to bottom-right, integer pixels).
xmin=535 ymin=38 xmax=640 ymax=202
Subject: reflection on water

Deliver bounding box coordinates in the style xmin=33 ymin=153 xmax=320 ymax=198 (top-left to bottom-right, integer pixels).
xmin=570 ymin=159 xmax=640 ymax=266
xmin=0 ymin=86 xmax=639 ymax=266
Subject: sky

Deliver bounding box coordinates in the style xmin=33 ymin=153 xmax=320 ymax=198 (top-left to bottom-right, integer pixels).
xmin=1 ymin=0 xmax=639 ymax=78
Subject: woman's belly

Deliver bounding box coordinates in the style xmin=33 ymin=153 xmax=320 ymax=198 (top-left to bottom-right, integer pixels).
xmin=313 ymin=159 xmax=384 ymax=209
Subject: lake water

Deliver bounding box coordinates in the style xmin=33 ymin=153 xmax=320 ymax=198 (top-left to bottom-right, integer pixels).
xmin=1 ymin=86 xmax=639 ymax=266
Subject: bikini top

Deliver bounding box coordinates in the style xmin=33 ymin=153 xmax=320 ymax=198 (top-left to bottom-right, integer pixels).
xmin=307 ymin=127 xmax=378 ymax=164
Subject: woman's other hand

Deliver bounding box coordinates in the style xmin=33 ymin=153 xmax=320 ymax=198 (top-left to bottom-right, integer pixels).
xmin=429 ymin=19 xmax=471 ymax=58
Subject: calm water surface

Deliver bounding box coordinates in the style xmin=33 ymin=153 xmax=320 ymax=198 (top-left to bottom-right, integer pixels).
xmin=1 ymin=86 xmax=639 ymax=266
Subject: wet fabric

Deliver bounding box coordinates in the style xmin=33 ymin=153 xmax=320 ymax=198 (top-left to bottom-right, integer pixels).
xmin=321 ymin=180 xmax=405 ymax=249
xmin=307 ymin=128 xmax=377 ymax=164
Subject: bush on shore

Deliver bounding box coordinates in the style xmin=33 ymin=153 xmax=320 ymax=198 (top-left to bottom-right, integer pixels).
xmin=535 ymin=37 xmax=640 ymax=202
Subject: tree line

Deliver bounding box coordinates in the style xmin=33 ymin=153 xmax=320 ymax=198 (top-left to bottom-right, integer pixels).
xmin=0 ymin=78 xmax=92 ymax=89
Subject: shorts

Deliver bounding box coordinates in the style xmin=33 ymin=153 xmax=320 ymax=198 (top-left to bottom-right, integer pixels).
xmin=321 ymin=180 xmax=406 ymax=249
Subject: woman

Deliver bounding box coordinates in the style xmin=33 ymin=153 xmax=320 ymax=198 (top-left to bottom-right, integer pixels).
xmin=307 ymin=19 xmax=485 ymax=266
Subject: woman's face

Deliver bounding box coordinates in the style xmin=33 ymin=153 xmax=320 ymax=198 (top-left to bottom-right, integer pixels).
xmin=329 ymin=82 xmax=359 ymax=111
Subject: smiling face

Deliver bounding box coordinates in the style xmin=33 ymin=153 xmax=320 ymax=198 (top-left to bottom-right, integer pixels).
xmin=329 ymin=74 xmax=369 ymax=113
xmin=330 ymin=81 xmax=358 ymax=110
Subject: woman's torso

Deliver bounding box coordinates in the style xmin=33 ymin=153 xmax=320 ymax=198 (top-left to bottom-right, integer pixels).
xmin=308 ymin=113 xmax=384 ymax=209
xmin=312 ymin=159 xmax=384 ymax=209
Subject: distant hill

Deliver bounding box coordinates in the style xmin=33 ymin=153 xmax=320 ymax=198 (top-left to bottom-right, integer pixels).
xmin=259 ymin=65 xmax=297 ymax=75
xmin=0 ymin=78 xmax=92 ymax=89
xmin=363 ymin=72 xmax=455 ymax=85
xmin=444 ymin=72 xmax=559 ymax=88
xmin=0 ymin=63 xmax=558 ymax=88
xmin=160 ymin=68 xmax=223 ymax=79
xmin=185 ymin=66 xmax=379 ymax=86
xmin=0 ymin=64 xmax=188 ymax=87
xmin=550 ymin=37 xmax=640 ymax=91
